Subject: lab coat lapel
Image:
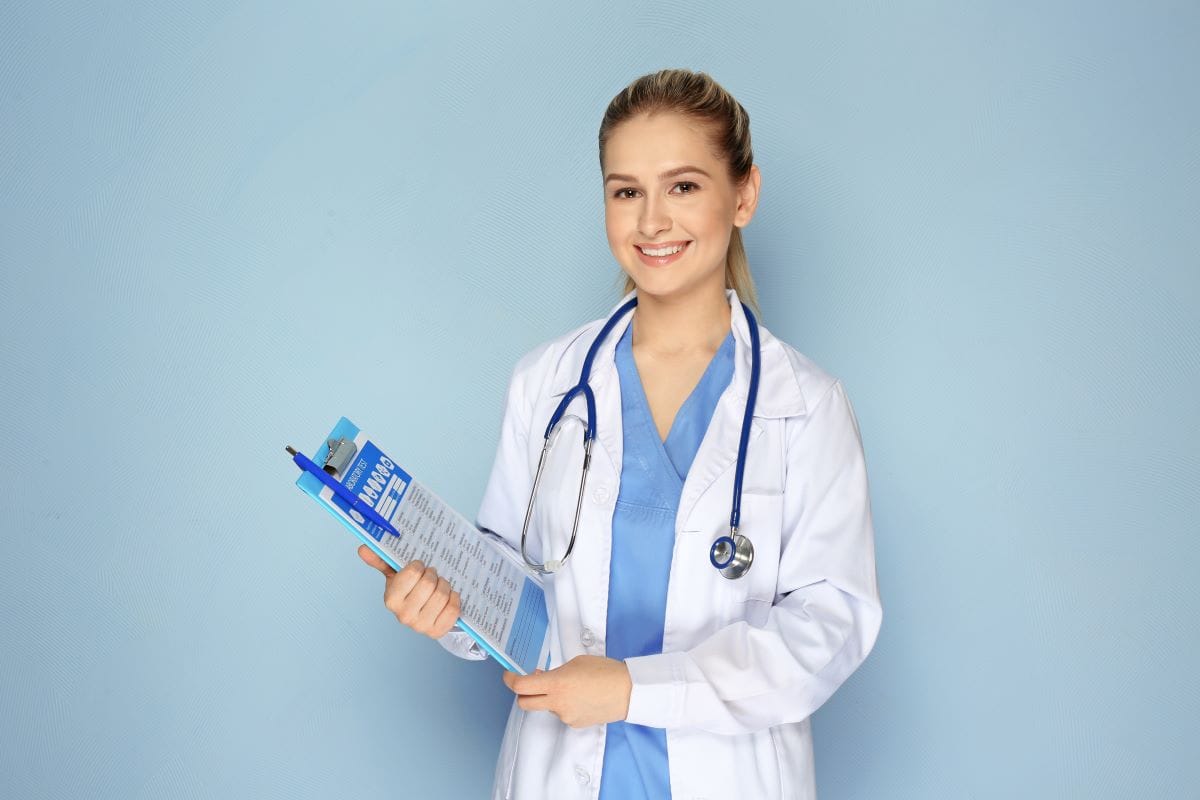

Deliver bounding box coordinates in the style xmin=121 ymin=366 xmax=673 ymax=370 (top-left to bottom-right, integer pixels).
xmin=676 ymin=390 xmax=749 ymax=534
xmin=569 ymin=354 xmax=622 ymax=649
xmin=545 ymin=294 xmax=633 ymax=638
xmin=579 ymin=298 xmax=631 ymax=483
xmin=676 ymin=289 xmax=795 ymax=532
xmin=547 ymin=291 xmax=635 ymax=484
xmin=588 ymin=346 xmax=624 ymax=493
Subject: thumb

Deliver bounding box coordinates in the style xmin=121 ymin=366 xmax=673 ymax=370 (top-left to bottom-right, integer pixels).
xmin=357 ymin=545 xmax=396 ymax=576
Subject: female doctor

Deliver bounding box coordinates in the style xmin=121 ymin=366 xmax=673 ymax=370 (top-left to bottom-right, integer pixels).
xmin=358 ymin=69 xmax=882 ymax=799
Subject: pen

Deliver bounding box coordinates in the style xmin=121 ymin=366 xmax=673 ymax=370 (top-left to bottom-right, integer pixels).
xmin=285 ymin=445 xmax=402 ymax=540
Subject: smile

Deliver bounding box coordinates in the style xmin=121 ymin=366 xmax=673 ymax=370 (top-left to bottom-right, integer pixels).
xmin=635 ymin=241 xmax=690 ymax=266
xmin=638 ymin=243 xmax=684 ymax=256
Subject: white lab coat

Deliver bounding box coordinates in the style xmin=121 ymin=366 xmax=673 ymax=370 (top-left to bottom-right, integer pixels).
xmin=440 ymin=288 xmax=882 ymax=799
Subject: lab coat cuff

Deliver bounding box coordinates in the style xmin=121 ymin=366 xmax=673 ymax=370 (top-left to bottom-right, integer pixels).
xmin=437 ymin=629 xmax=488 ymax=661
xmin=623 ymin=652 xmax=688 ymax=728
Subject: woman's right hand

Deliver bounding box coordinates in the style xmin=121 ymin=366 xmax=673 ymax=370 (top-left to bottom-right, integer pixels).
xmin=357 ymin=545 xmax=462 ymax=640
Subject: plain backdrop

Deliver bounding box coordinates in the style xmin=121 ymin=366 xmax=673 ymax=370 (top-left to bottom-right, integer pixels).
xmin=1 ymin=1 xmax=1197 ymax=798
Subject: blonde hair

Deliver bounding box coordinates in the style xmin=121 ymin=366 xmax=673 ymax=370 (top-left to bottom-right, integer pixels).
xmin=599 ymin=68 xmax=759 ymax=312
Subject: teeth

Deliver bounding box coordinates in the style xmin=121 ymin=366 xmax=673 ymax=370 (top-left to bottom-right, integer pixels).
xmin=639 ymin=243 xmax=684 ymax=257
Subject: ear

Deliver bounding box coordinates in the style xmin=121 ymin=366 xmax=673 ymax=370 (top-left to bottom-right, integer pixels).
xmin=732 ymin=164 xmax=761 ymax=229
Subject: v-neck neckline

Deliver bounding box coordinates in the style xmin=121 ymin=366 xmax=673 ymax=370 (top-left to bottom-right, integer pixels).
xmin=616 ymin=325 xmax=733 ymax=482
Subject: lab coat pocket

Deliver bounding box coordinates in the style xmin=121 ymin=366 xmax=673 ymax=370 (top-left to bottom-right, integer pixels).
xmin=679 ymin=492 xmax=782 ymax=631
xmin=715 ymin=492 xmax=783 ymax=622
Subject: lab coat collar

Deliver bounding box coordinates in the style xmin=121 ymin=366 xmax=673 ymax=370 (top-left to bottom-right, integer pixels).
xmin=549 ymin=288 xmax=808 ymax=419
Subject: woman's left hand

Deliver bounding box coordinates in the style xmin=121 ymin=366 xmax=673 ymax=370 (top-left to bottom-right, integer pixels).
xmin=502 ymin=655 xmax=632 ymax=728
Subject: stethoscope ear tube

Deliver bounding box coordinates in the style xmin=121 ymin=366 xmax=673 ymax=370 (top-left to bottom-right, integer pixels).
xmin=520 ymin=420 xmax=594 ymax=575
xmin=728 ymin=303 xmax=761 ymax=533
xmin=716 ymin=302 xmax=762 ymax=580
xmin=519 ymin=438 xmax=553 ymax=573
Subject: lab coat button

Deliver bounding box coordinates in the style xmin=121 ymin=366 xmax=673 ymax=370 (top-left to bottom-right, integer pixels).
xmin=574 ymin=766 xmax=590 ymax=786
xmin=592 ymin=485 xmax=611 ymax=504
xmin=579 ymin=627 xmax=596 ymax=647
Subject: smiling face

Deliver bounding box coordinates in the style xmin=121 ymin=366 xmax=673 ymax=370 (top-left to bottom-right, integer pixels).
xmin=602 ymin=111 xmax=759 ymax=304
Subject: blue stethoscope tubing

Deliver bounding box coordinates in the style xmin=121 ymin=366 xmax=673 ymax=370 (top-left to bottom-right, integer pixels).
xmin=519 ymin=295 xmax=761 ymax=579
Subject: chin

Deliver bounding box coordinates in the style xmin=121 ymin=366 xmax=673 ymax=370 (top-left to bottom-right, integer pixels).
xmin=629 ymin=270 xmax=716 ymax=300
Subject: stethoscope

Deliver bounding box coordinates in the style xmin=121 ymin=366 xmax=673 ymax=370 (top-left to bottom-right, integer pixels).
xmin=519 ymin=295 xmax=761 ymax=580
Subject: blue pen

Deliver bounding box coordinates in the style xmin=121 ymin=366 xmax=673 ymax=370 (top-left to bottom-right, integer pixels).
xmin=285 ymin=445 xmax=401 ymax=540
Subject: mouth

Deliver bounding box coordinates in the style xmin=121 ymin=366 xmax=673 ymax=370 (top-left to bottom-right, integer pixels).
xmin=634 ymin=240 xmax=690 ymax=267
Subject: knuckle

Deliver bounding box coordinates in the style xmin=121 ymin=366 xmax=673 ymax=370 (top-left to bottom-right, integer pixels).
xmin=383 ymin=593 xmax=402 ymax=614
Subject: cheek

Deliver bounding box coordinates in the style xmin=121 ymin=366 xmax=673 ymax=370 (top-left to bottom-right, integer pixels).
xmin=688 ymin=206 xmax=734 ymax=247
xmin=604 ymin=209 xmax=628 ymax=248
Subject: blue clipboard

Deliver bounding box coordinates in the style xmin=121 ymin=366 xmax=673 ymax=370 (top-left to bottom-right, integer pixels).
xmin=290 ymin=417 xmax=548 ymax=675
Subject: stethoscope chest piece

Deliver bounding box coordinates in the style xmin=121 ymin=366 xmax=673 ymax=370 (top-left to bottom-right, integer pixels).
xmin=710 ymin=532 xmax=754 ymax=580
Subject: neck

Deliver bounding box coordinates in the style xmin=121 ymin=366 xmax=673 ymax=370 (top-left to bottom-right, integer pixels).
xmin=631 ymin=281 xmax=732 ymax=356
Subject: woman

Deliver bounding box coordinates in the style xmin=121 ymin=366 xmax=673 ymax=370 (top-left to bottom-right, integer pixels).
xmin=359 ymin=68 xmax=882 ymax=799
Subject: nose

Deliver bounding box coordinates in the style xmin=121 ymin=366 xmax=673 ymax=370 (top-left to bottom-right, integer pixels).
xmin=638 ymin=193 xmax=671 ymax=239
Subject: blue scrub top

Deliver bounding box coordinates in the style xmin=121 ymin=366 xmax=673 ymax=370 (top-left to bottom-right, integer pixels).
xmin=599 ymin=322 xmax=735 ymax=800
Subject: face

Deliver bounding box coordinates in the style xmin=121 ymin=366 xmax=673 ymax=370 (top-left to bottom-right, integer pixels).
xmin=602 ymin=111 xmax=760 ymax=303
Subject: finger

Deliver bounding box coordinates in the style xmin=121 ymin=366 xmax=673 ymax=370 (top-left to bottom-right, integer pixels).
xmin=357 ymin=545 xmax=396 ymax=576
xmin=388 ymin=560 xmax=426 ymax=597
xmin=414 ymin=576 xmax=453 ymax=631
xmin=428 ymin=591 xmax=461 ymax=639
xmin=503 ymin=670 xmax=539 ymax=693
xmin=404 ymin=567 xmax=440 ymax=616
xmin=383 ymin=562 xmax=429 ymax=618
xmin=517 ymin=694 xmax=553 ymax=713
xmin=507 ymin=669 xmax=553 ymax=696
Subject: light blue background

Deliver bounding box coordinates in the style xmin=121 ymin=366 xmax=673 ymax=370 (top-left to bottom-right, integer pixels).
xmin=2 ymin=1 xmax=1197 ymax=798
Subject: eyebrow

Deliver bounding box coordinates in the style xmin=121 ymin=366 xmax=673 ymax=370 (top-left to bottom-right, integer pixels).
xmin=603 ymin=165 xmax=712 ymax=184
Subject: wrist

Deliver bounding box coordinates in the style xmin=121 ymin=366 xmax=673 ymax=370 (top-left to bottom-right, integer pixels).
xmin=618 ymin=659 xmax=632 ymax=721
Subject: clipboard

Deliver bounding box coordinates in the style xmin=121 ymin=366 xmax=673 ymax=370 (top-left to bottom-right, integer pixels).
xmin=289 ymin=417 xmax=548 ymax=675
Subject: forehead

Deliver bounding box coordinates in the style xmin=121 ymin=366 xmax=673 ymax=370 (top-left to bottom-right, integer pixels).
xmin=604 ymin=111 xmax=722 ymax=174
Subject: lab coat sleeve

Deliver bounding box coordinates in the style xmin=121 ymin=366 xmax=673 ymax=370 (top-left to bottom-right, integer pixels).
xmin=437 ymin=354 xmax=537 ymax=661
xmin=623 ymin=380 xmax=883 ymax=734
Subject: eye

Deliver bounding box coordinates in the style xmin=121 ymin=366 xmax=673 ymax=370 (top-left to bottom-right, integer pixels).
xmin=612 ymin=187 xmax=639 ymax=199
xmin=672 ymin=181 xmax=699 ymax=194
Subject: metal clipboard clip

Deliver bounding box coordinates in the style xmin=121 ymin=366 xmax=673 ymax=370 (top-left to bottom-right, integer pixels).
xmin=321 ymin=436 xmax=357 ymax=479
